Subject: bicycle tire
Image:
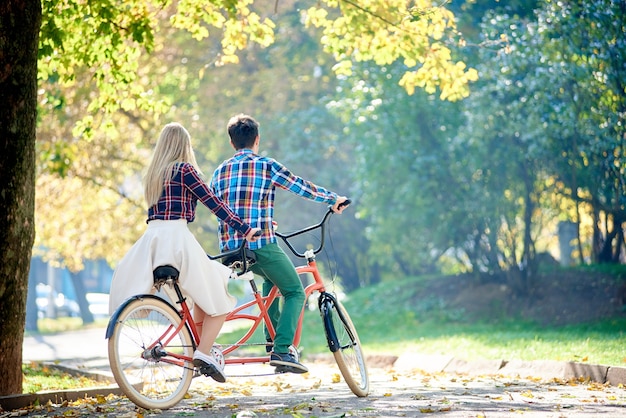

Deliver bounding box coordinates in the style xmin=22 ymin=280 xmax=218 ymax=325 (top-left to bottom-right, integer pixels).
xmin=107 ymin=296 xmax=194 ymax=409
xmin=320 ymin=294 xmax=369 ymax=397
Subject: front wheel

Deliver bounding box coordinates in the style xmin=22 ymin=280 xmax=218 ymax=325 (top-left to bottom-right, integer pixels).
xmin=107 ymin=296 xmax=195 ymax=410
xmin=320 ymin=293 xmax=369 ymax=397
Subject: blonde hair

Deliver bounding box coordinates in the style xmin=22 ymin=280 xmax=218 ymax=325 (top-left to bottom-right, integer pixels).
xmin=143 ymin=122 xmax=203 ymax=207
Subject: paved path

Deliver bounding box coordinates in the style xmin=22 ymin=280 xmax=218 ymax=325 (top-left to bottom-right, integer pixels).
xmin=11 ymin=328 xmax=626 ymax=417
xmin=23 ymin=327 xmax=109 ymax=363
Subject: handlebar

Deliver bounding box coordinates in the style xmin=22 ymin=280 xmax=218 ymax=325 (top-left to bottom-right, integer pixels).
xmin=275 ymin=199 xmax=351 ymax=258
xmin=208 ymin=199 xmax=350 ymax=271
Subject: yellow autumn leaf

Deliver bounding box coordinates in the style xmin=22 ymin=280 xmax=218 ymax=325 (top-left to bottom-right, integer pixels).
xmin=331 ymin=373 xmax=341 ymax=383
xmin=383 ymin=392 xmax=392 ymax=397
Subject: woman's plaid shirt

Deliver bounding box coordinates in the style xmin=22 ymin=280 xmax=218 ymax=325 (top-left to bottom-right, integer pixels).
xmin=148 ymin=162 xmax=251 ymax=236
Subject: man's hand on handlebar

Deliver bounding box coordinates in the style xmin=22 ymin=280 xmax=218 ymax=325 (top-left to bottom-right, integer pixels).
xmin=331 ymin=196 xmax=350 ymax=214
xmin=245 ymin=228 xmax=262 ymax=242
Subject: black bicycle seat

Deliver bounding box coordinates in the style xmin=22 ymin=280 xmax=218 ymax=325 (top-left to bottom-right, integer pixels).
xmin=153 ymin=265 xmax=180 ymax=282
xmin=222 ymin=248 xmax=257 ymax=268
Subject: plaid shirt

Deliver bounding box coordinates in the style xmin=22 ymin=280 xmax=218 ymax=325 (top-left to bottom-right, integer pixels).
xmin=210 ymin=149 xmax=337 ymax=251
xmin=148 ymin=162 xmax=251 ymax=236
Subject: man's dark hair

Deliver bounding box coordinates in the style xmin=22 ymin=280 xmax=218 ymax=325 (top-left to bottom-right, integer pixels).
xmin=227 ymin=114 xmax=259 ymax=150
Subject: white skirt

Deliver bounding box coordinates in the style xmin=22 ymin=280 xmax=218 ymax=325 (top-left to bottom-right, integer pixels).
xmin=108 ymin=219 xmax=236 ymax=316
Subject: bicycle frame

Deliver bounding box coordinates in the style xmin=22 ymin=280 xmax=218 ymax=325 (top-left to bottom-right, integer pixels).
xmin=107 ymin=206 xmax=343 ymax=368
xmin=219 ymin=250 xmax=328 ymax=365
xmin=106 ymin=201 xmax=369 ymax=408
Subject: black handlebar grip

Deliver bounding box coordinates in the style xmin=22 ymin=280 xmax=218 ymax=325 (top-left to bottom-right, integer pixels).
xmin=337 ymin=198 xmax=351 ymax=210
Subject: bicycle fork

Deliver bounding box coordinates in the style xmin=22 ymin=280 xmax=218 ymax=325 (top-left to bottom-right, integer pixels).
xmin=318 ymin=292 xmax=352 ymax=352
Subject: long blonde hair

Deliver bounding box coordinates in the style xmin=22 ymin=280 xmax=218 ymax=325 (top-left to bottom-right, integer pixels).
xmin=143 ymin=122 xmax=203 ymax=207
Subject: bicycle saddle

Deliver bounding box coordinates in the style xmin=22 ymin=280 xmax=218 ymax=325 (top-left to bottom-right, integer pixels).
xmin=222 ymin=248 xmax=257 ymax=269
xmin=153 ymin=265 xmax=180 ymax=282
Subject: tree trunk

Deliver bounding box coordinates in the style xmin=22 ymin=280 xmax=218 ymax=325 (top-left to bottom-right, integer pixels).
xmin=0 ymin=0 xmax=41 ymax=395
xmin=71 ymin=272 xmax=95 ymax=324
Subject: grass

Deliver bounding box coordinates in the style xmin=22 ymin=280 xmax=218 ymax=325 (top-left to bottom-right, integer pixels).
xmin=25 ymin=317 xmax=109 ymax=336
xmin=23 ymin=272 xmax=626 ymax=391
xmin=22 ymin=318 xmax=110 ymax=392
xmin=22 ymin=362 xmax=104 ymax=393
xmin=298 ymin=275 xmax=626 ymax=367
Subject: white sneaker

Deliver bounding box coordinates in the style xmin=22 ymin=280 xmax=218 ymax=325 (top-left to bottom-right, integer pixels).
xmin=193 ymin=350 xmax=226 ymax=383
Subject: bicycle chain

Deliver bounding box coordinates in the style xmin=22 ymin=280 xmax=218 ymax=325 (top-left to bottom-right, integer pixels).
xmin=190 ymin=368 xmax=281 ymax=378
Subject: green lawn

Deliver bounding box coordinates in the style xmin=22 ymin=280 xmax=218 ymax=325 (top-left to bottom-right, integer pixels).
xmin=23 ymin=272 xmax=626 ymax=392
xmin=298 ymin=275 xmax=626 ymax=367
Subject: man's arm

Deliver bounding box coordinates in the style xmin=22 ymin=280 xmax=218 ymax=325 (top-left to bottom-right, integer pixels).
xmin=271 ymin=159 xmax=338 ymax=204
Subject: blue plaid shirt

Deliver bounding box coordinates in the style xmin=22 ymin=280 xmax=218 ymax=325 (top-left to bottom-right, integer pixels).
xmin=210 ymin=149 xmax=337 ymax=251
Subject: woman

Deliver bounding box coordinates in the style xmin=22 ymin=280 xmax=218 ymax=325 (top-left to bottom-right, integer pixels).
xmin=109 ymin=122 xmax=259 ymax=383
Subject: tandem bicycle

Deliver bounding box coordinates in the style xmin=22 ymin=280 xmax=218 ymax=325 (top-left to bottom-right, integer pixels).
xmin=105 ymin=201 xmax=369 ymax=409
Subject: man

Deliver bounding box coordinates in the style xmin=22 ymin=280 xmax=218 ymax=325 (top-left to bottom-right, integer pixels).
xmin=210 ymin=114 xmax=348 ymax=373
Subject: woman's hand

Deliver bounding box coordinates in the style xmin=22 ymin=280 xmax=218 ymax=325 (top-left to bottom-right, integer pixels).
xmin=245 ymin=227 xmax=262 ymax=242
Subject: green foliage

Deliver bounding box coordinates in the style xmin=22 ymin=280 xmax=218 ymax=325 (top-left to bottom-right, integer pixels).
xmin=461 ymin=0 xmax=626 ymax=269
xmin=329 ymin=0 xmax=626 ymax=279
xmin=32 ymin=0 xmax=626 ymax=281
xmin=304 ymin=0 xmax=478 ymax=100
xmin=300 ymin=273 xmax=626 ymax=366
xmin=325 ymin=60 xmax=469 ymax=277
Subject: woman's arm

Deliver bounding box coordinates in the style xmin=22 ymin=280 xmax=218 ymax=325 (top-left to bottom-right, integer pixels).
xmin=182 ymin=164 xmax=252 ymax=236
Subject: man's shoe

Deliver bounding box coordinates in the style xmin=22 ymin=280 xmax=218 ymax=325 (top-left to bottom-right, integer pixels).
xmin=269 ymin=351 xmax=308 ymax=374
xmin=193 ymin=350 xmax=226 ymax=383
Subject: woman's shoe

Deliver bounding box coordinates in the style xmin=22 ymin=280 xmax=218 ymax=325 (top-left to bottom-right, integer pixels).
xmin=193 ymin=350 xmax=226 ymax=383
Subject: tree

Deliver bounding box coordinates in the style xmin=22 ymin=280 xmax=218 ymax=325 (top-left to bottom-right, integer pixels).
xmin=0 ymin=0 xmax=41 ymax=396
xmin=324 ymin=60 xmax=468 ymax=279
xmin=320 ymin=0 xmax=626 ymax=293
xmin=2 ymin=0 xmax=475 ymax=395
xmin=34 ymin=0 xmax=478 ymax=273
xmin=448 ymin=0 xmax=626 ymax=288
xmin=536 ymin=0 xmax=626 ymax=264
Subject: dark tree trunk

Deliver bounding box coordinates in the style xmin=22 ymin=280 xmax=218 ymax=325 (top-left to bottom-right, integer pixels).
xmin=0 ymin=0 xmax=41 ymax=395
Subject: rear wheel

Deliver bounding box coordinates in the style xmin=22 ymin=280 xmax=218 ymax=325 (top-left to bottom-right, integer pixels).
xmin=107 ymin=297 xmax=194 ymax=409
xmin=320 ymin=294 xmax=369 ymax=397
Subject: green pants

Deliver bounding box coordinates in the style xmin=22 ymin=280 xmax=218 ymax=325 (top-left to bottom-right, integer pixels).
xmin=250 ymin=243 xmax=305 ymax=353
